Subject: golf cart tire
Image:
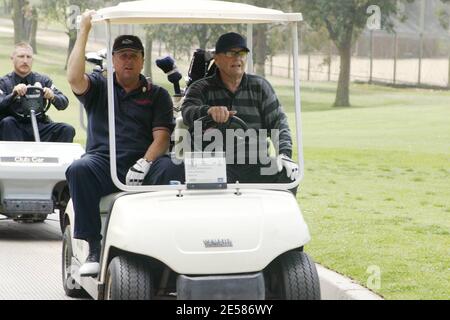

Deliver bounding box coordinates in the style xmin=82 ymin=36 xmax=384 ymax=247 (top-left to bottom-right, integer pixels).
xmin=105 ymin=256 xmax=153 ymax=300
xmin=62 ymin=227 xmax=88 ymax=298
xmin=276 ymin=251 xmax=321 ymax=300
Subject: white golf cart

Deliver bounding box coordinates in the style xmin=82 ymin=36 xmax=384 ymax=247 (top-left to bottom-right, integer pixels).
xmin=0 ymin=86 xmax=84 ymax=230
xmin=62 ymin=0 xmax=320 ymax=300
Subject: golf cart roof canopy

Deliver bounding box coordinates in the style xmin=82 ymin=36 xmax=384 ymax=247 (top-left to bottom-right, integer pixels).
xmin=93 ymin=0 xmax=302 ymax=25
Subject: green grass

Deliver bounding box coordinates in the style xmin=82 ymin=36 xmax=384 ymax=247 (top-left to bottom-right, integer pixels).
xmin=1 ymin=33 xmax=449 ymax=299
xmin=274 ymin=80 xmax=450 ymax=300
xmin=299 ymin=148 xmax=449 ymax=299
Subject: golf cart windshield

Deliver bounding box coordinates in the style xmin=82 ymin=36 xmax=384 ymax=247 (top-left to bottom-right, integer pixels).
xmin=91 ymin=0 xmax=303 ymax=192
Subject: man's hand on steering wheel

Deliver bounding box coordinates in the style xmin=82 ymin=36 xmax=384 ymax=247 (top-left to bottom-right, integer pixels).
xmin=13 ymin=84 xmax=27 ymax=97
xmin=43 ymin=87 xmax=55 ymax=101
xmin=207 ymin=106 xmax=237 ymax=123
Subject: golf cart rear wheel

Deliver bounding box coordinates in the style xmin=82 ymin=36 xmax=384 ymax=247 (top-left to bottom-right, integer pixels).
xmin=62 ymin=226 xmax=88 ymax=298
xmin=104 ymin=256 xmax=153 ymax=300
xmin=268 ymin=251 xmax=321 ymax=300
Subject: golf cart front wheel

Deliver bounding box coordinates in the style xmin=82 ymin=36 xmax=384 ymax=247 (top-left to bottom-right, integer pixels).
xmin=104 ymin=256 xmax=153 ymax=300
xmin=267 ymin=251 xmax=321 ymax=300
xmin=62 ymin=226 xmax=88 ymax=298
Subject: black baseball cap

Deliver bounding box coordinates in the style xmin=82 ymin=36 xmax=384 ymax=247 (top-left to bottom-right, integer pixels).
xmin=215 ymin=32 xmax=250 ymax=54
xmin=112 ymin=35 xmax=144 ymax=56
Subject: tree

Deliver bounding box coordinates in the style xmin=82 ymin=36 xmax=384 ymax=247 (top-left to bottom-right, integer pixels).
xmin=11 ymin=0 xmax=37 ymax=48
xmin=229 ymin=0 xmax=291 ymax=77
xmin=437 ymin=0 xmax=450 ymax=30
xmin=190 ymin=24 xmax=230 ymax=50
xmin=12 ymin=0 xmax=26 ymax=44
xmin=292 ymin=0 xmax=413 ymax=107
xmin=29 ymin=5 xmax=38 ymax=53
xmin=3 ymin=0 xmax=12 ymax=15
xmin=40 ymin=0 xmax=102 ymax=69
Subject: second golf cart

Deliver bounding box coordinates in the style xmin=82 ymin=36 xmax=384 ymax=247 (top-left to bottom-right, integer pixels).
xmin=0 ymin=85 xmax=84 ymax=229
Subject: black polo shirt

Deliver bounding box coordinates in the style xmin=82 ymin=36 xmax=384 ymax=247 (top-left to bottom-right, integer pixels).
xmin=76 ymin=71 xmax=174 ymax=162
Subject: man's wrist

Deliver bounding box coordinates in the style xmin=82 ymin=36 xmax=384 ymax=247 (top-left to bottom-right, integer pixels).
xmin=279 ymin=150 xmax=292 ymax=158
xmin=201 ymin=105 xmax=210 ymax=116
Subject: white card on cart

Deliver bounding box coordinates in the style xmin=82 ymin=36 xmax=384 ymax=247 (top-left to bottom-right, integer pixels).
xmin=184 ymin=152 xmax=227 ymax=189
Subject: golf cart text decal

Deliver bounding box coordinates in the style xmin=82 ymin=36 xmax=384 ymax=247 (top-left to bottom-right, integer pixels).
xmin=203 ymin=239 xmax=233 ymax=248
xmin=0 ymin=157 xmax=59 ymax=164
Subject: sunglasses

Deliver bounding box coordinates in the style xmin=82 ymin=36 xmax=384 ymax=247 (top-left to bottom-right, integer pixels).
xmin=223 ymin=50 xmax=249 ymax=58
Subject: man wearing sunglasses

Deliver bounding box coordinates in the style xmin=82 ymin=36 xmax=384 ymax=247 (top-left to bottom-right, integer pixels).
xmin=182 ymin=32 xmax=299 ymax=193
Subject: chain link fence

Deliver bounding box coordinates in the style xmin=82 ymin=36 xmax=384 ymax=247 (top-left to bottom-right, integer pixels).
xmin=266 ymin=0 xmax=450 ymax=89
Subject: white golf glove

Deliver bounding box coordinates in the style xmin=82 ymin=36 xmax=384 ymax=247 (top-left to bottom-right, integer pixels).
xmin=277 ymin=154 xmax=299 ymax=181
xmin=126 ymin=158 xmax=152 ymax=186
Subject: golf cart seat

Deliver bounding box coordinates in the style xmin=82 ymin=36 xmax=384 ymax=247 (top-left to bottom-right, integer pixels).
xmin=99 ymin=192 xmax=128 ymax=215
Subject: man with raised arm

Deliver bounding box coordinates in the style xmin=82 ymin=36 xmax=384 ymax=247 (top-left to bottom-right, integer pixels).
xmin=66 ymin=10 xmax=183 ymax=276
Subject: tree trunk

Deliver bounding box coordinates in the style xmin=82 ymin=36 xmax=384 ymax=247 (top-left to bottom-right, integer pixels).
xmin=13 ymin=0 xmax=26 ymax=44
xmin=29 ymin=8 xmax=38 ymax=53
xmin=198 ymin=37 xmax=208 ymax=50
xmin=4 ymin=0 xmax=11 ymax=15
xmin=196 ymin=25 xmax=208 ymax=49
xmin=65 ymin=29 xmax=77 ymax=70
xmin=254 ymin=24 xmax=267 ymax=77
xmin=144 ymin=33 xmax=153 ymax=79
xmin=334 ymin=42 xmax=352 ymax=107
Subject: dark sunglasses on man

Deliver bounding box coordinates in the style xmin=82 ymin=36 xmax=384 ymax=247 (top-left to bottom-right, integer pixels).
xmin=223 ymin=50 xmax=249 ymax=58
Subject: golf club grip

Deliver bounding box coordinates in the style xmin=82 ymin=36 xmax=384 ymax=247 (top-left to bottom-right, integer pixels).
xmin=173 ymin=82 xmax=181 ymax=95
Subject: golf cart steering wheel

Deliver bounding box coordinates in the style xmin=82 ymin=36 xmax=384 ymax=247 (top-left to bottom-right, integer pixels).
xmin=196 ymin=114 xmax=249 ymax=133
xmin=12 ymin=86 xmax=51 ymax=119
xmin=192 ymin=114 xmax=249 ymax=152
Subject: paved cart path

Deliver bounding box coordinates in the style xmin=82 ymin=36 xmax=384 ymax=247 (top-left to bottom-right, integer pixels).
xmin=0 ymin=215 xmax=78 ymax=300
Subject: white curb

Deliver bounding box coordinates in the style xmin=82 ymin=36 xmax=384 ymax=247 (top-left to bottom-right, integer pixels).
xmin=316 ymin=265 xmax=383 ymax=300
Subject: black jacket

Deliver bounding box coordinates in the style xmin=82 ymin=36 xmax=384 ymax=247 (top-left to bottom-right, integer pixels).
xmin=0 ymin=72 xmax=69 ymax=122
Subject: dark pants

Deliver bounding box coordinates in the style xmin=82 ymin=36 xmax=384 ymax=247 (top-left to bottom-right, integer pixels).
xmin=66 ymin=153 xmax=185 ymax=241
xmin=0 ymin=116 xmax=75 ymax=142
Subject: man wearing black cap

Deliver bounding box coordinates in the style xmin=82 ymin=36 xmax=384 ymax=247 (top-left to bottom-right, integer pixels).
xmin=66 ymin=11 xmax=183 ymax=276
xmin=182 ymin=32 xmax=299 ymax=190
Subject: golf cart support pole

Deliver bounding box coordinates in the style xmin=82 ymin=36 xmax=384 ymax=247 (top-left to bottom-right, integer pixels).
xmin=105 ymin=20 xmax=123 ymax=191
xmin=246 ymin=24 xmax=253 ymax=74
xmin=291 ymin=21 xmax=304 ymax=181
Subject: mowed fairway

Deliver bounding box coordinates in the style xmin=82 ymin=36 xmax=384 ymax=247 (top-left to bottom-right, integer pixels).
xmin=273 ymin=80 xmax=450 ymax=300
xmin=1 ymin=34 xmax=449 ymax=300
